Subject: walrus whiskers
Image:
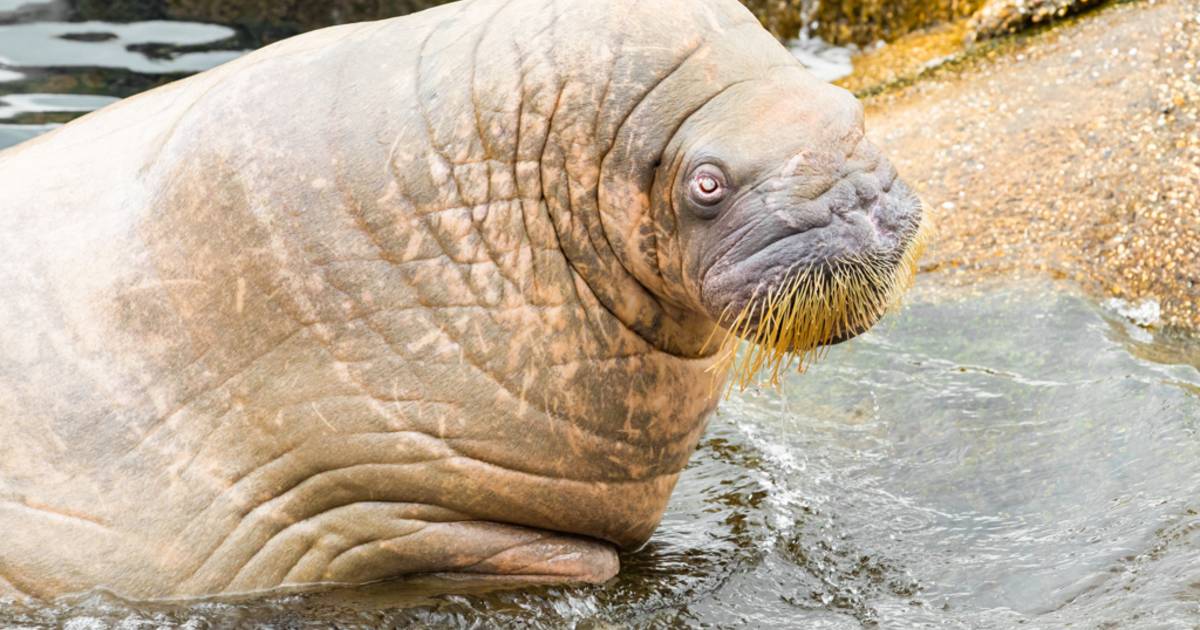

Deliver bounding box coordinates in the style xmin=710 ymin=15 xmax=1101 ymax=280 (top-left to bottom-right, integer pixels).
xmin=707 ymin=222 xmax=929 ymax=392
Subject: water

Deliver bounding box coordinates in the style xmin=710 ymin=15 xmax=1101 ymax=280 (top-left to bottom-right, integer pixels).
xmin=1 ymin=278 xmax=1196 ymax=628
xmin=0 ymin=20 xmax=243 ymax=72
xmin=787 ymin=35 xmax=856 ymax=82
xmin=0 ymin=0 xmax=249 ymax=148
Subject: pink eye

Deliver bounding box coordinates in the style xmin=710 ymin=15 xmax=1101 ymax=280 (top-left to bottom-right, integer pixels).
xmin=688 ymin=167 xmax=727 ymax=208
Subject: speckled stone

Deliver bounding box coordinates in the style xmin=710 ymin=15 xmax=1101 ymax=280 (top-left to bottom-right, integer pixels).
xmin=865 ymin=0 xmax=1200 ymax=328
xmin=969 ymin=0 xmax=1109 ymax=41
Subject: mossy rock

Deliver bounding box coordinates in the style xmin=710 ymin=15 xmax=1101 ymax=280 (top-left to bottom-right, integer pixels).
xmin=812 ymin=0 xmax=986 ymax=45
xmin=738 ymin=0 xmax=811 ymax=41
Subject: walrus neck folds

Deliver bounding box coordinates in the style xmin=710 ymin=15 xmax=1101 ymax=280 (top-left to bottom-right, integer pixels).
xmin=0 ymin=0 xmax=924 ymax=601
xmin=491 ymin=11 xmax=778 ymax=362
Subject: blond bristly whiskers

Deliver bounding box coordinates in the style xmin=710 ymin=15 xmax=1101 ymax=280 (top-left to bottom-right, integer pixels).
xmin=706 ymin=222 xmax=929 ymax=393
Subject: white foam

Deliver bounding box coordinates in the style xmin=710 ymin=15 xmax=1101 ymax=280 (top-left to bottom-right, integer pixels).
xmin=1104 ymin=297 xmax=1161 ymax=327
xmin=0 ymin=92 xmax=119 ymax=119
xmin=788 ymin=35 xmax=856 ymax=83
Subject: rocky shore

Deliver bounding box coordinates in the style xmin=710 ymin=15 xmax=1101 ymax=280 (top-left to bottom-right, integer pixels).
xmin=862 ymin=0 xmax=1199 ymax=328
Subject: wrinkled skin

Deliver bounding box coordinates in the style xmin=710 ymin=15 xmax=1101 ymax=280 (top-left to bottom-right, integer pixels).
xmin=0 ymin=0 xmax=920 ymax=601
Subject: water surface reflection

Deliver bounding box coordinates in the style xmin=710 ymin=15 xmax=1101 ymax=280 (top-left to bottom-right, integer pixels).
xmin=0 ymin=0 xmax=248 ymax=147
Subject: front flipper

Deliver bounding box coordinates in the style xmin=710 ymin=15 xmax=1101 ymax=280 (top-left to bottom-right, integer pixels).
xmin=208 ymin=510 xmax=620 ymax=596
xmin=310 ymin=520 xmax=620 ymax=588
xmin=0 ymin=574 xmax=28 ymax=603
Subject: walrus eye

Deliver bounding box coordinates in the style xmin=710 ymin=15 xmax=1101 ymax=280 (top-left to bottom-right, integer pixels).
xmin=687 ymin=164 xmax=729 ymax=218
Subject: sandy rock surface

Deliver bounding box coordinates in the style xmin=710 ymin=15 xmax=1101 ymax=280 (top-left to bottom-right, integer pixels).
xmin=866 ymin=0 xmax=1199 ymax=328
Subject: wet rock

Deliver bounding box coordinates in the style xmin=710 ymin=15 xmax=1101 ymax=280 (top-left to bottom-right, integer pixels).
xmin=748 ymin=0 xmax=1111 ymax=45
xmin=968 ymin=0 xmax=1108 ymax=41
xmin=738 ymin=0 xmax=812 ymax=41
xmin=56 ymin=31 xmax=119 ymax=42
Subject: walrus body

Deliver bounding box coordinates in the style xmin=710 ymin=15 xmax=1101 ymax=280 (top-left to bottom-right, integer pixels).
xmin=0 ymin=0 xmax=921 ymax=601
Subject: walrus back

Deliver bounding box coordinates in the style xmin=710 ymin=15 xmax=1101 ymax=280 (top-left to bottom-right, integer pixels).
xmin=0 ymin=0 xmax=803 ymax=600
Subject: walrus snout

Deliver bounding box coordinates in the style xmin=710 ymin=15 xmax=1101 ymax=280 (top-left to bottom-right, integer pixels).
xmin=695 ymin=157 xmax=924 ymax=356
xmin=670 ymin=74 xmax=922 ymax=335
xmin=699 ymin=155 xmax=922 ymax=307
xmin=774 ymin=152 xmax=900 ymax=240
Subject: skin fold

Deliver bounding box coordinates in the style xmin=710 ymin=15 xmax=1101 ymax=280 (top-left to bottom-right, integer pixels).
xmin=0 ymin=0 xmax=920 ymax=601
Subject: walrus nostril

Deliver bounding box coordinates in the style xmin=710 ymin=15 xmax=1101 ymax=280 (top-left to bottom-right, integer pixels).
xmin=856 ymin=177 xmax=881 ymax=206
xmin=774 ymin=169 xmax=889 ymax=234
xmin=829 ymin=172 xmax=882 ymax=220
xmin=777 ymin=202 xmax=835 ymax=233
xmin=881 ymin=167 xmax=898 ymax=194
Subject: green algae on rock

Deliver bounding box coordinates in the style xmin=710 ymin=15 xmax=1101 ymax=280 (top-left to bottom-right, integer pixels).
xmin=812 ymin=0 xmax=985 ymax=45
xmin=738 ymin=0 xmax=813 ymax=41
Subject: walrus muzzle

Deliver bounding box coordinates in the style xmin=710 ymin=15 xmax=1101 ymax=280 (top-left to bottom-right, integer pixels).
xmin=690 ymin=135 xmax=927 ymax=389
xmin=710 ymin=215 xmax=928 ymax=389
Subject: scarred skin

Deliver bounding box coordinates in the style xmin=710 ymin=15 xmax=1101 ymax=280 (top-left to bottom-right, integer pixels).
xmin=0 ymin=0 xmax=919 ymax=601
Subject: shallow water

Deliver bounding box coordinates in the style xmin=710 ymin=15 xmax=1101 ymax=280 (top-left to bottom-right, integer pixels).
xmin=787 ymin=35 xmax=856 ymax=82
xmin=0 ymin=0 xmax=250 ymax=148
xmin=2 ymin=279 xmax=1196 ymax=628
xmin=0 ymin=20 xmax=242 ymax=73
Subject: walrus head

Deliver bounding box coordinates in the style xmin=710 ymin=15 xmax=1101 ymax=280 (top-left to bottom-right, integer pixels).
xmin=655 ymin=69 xmax=926 ymax=388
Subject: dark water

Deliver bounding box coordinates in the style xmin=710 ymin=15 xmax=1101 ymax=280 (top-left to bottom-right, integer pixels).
xmin=0 ymin=0 xmax=254 ymax=148
xmin=1 ymin=278 xmax=1197 ymax=628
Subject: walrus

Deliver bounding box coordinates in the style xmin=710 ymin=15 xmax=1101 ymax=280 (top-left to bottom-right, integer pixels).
xmin=0 ymin=0 xmax=923 ymax=601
